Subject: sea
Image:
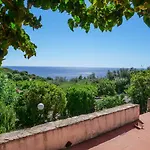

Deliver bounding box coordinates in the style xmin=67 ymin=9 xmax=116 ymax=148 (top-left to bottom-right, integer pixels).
xmin=4 ymin=66 xmax=120 ymax=79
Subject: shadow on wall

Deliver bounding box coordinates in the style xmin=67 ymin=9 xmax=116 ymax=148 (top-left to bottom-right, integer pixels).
xmin=69 ymin=121 xmax=137 ymax=150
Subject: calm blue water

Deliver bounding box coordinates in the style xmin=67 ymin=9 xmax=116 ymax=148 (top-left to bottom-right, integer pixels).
xmin=4 ymin=66 xmax=120 ymax=79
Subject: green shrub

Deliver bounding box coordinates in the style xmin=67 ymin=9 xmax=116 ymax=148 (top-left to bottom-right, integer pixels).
xmin=95 ymin=95 xmax=125 ymax=111
xmin=15 ymin=80 xmax=67 ymax=127
xmin=20 ymin=71 xmax=28 ymax=76
xmin=107 ymin=68 xmax=136 ymax=80
xmin=66 ymin=84 xmax=97 ymax=117
xmin=87 ymin=73 xmax=96 ymax=80
xmin=97 ymin=79 xmax=116 ymax=96
xmin=0 ymin=72 xmax=17 ymax=133
xmin=0 ymin=72 xmax=18 ymax=105
xmin=22 ymin=75 xmax=30 ymax=80
xmin=6 ymin=72 xmax=13 ymax=79
xmin=0 ymin=101 xmax=16 ymax=133
xmin=13 ymin=74 xmax=23 ymax=81
xmin=127 ymin=70 xmax=150 ymax=113
xmin=115 ymin=77 xmax=129 ymax=94
xmin=47 ymin=77 xmax=53 ymax=80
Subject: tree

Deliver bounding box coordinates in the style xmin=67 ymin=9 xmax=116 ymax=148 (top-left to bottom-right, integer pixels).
xmin=13 ymin=74 xmax=23 ymax=81
xmin=66 ymin=84 xmax=97 ymax=117
xmin=1 ymin=0 xmax=150 ymax=64
xmin=6 ymin=72 xmax=13 ymax=79
xmin=127 ymin=70 xmax=150 ymax=114
xmin=47 ymin=77 xmax=53 ymax=80
xmin=147 ymin=66 xmax=150 ymax=70
xmin=97 ymin=78 xmax=116 ymax=97
xmin=53 ymin=76 xmax=67 ymax=85
xmin=87 ymin=73 xmax=96 ymax=80
xmin=107 ymin=70 xmax=114 ymax=80
xmin=20 ymin=71 xmax=28 ymax=76
xmin=12 ymin=70 xmax=19 ymax=74
xmin=115 ymin=77 xmax=129 ymax=94
xmin=78 ymin=75 xmax=83 ymax=80
xmin=22 ymin=75 xmax=30 ymax=80
xmin=15 ymin=80 xmax=66 ymax=127
xmin=70 ymin=77 xmax=78 ymax=83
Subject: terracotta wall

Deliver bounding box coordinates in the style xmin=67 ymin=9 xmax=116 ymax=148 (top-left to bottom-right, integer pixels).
xmin=0 ymin=104 xmax=139 ymax=150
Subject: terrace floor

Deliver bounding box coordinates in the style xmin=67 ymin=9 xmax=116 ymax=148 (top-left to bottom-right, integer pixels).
xmin=70 ymin=112 xmax=150 ymax=150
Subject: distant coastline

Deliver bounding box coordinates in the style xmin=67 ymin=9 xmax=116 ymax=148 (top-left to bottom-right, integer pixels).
xmin=3 ymin=66 xmax=122 ymax=79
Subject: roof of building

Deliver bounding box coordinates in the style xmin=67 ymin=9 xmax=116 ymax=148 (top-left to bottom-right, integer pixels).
xmin=71 ymin=112 xmax=150 ymax=150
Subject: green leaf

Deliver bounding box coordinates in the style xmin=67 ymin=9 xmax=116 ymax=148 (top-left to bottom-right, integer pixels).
xmin=74 ymin=16 xmax=80 ymax=23
xmin=93 ymin=0 xmax=97 ymax=5
xmin=65 ymin=0 xmax=69 ymax=4
xmin=124 ymin=10 xmax=134 ymax=20
xmin=51 ymin=6 xmax=57 ymax=11
xmin=143 ymin=16 xmax=150 ymax=28
xmin=59 ymin=3 xmax=65 ymax=13
xmin=85 ymin=24 xmax=90 ymax=33
xmin=117 ymin=17 xmax=123 ymax=26
xmin=10 ymin=22 xmax=16 ymax=30
xmin=68 ymin=19 xmax=74 ymax=31
xmin=0 ymin=0 xmax=2 ymax=4
xmin=99 ymin=25 xmax=104 ymax=32
xmin=79 ymin=0 xmax=84 ymax=5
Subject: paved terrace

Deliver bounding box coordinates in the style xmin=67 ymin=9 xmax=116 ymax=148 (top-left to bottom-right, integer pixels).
xmin=71 ymin=112 xmax=150 ymax=150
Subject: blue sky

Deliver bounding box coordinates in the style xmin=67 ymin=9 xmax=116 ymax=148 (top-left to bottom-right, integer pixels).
xmin=2 ymin=8 xmax=150 ymax=68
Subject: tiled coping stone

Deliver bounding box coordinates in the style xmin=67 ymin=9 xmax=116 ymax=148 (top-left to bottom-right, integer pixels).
xmin=0 ymin=104 xmax=139 ymax=150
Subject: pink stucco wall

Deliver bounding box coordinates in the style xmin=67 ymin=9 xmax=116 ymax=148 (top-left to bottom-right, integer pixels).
xmin=0 ymin=104 xmax=139 ymax=150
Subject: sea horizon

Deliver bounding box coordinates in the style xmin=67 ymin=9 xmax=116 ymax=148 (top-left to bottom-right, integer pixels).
xmin=2 ymin=66 xmax=142 ymax=79
xmin=3 ymin=65 xmax=128 ymax=69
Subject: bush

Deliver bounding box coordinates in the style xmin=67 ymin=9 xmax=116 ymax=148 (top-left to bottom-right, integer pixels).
xmin=12 ymin=70 xmax=19 ymax=74
xmin=0 ymin=72 xmax=18 ymax=105
xmin=0 ymin=101 xmax=16 ymax=133
xmin=87 ymin=73 xmax=96 ymax=80
xmin=115 ymin=77 xmax=129 ymax=94
xmin=15 ymin=80 xmax=67 ymax=127
xmin=0 ymin=72 xmax=17 ymax=133
xmin=20 ymin=71 xmax=28 ymax=76
xmin=66 ymin=84 xmax=97 ymax=117
xmin=127 ymin=70 xmax=150 ymax=113
xmin=13 ymin=74 xmax=23 ymax=81
xmin=95 ymin=95 xmax=125 ymax=111
xmin=107 ymin=68 xmax=134 ymax=80
xmin=53 ymin=77 xmax=67 ymax=85
xmin=6 ymin=72 xmax=13 ymax=79
xmin=22 ymin=75 xmax=30 ymax=80
xmin=47 ymin=77 xmax=53 ymax=80
xmin=97 ymin=79 xmax=116 ymax=96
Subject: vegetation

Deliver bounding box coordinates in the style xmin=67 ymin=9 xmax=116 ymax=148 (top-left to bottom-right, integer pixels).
xmin=66 ymin=84 xmax=97 ymax=117
xmin=15 ymin=80 xmax=66 ymax=127
xmin=0 ymin=66 xmax=149 ymax=134
xmin=115 ymin=78 xmax=129 ymax=94
xmin=97 ymin=78 xmax=116 ymax=96
xmin=0 ymin=70 xmax=17 ymax=133
xmin=127 ymin=70 xmax=150 ymax=113
xmin=0 ymin=101 xmax=16 ymax=133
xmin=0 ymin=71 xmax=18 ymax=105
xmin=1 ymin=0 xmax=150 ymax=64
xmin=95 ymin=95 xmax=125 ymax=111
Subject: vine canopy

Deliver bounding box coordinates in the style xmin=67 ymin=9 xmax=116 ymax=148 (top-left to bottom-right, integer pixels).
xmin=0 ymin=0 xmax=150 ymax=64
